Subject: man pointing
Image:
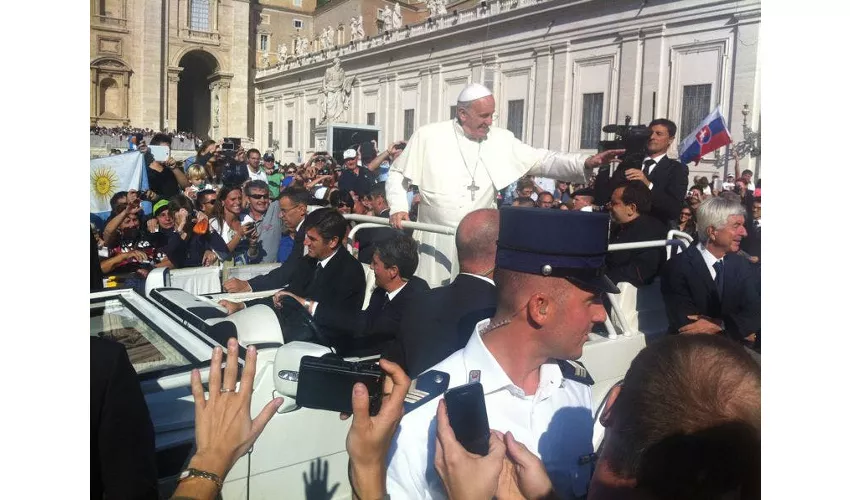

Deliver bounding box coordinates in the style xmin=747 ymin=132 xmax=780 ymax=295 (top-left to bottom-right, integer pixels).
xmin=386 ymin=83 xmax=622 ymax=286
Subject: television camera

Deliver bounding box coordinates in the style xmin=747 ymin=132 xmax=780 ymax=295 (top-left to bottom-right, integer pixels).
xmin=598 ymin=115 xmax=651 ymax=170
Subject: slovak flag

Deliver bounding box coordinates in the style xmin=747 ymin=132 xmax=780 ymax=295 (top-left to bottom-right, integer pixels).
xmin=678 ymin=106 xmax=732 ymax=165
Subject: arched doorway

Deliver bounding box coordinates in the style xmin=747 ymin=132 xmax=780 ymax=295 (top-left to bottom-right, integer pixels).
xmin=176 ymin=50 xmax=217 ymax=138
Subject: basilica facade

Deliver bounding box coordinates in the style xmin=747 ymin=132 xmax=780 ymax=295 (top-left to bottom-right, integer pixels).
xmin=90 ymin=0 xmax=761 ymax=178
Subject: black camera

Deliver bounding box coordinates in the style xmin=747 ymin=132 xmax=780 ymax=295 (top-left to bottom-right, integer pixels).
xmin=296 ymin=355 xmax=385 ymax=415
xmin=598 ymin=115 xmax=651 ymax=170
xmin=394 ymin=142 xmax=407 ymax=151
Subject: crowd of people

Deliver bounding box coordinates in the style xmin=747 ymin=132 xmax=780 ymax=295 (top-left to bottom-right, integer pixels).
xmin=90 ymin=125 xmax=202 ymax=143
xmin=91 ymin=83 xmax=761 ymax=499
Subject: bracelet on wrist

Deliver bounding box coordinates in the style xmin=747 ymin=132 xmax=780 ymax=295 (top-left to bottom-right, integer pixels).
xmin=178 ymin=467 xmax=223 ymax=490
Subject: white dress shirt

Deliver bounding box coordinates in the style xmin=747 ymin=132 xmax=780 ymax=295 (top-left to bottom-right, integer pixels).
xmin=386 ymin=281 xmax=407 ymax=302
xmin=308 ymin=249 xmax=339 ymax=316
xmin=696 ymin=242 xmax=724 ymax=280
xmin=386 ymin=319 xmax=594 ymax=499
xmin=642 ymin=152 xmax=667 ymax=190
xmin=458 ymin=272 xmax=495 ymax=286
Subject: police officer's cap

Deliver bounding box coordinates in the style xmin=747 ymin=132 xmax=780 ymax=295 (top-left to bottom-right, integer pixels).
xmin=496 ymin=207 xmax=619 ymax=294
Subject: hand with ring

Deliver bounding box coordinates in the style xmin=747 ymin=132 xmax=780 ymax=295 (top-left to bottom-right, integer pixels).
xmin=178 ymin=338 xmax=283 ymax=494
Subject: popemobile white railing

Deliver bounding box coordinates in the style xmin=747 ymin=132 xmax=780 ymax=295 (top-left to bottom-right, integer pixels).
xmin=341 ymin=215 xmax=694 ymax=341
xmin=149 ymin=214 xmax=693 ymax=341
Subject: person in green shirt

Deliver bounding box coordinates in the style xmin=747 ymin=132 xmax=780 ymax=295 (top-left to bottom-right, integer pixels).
xmin=263 ymin=153 xmax=284 ymax=200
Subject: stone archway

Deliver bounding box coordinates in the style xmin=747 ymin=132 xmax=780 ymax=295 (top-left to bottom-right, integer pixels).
xmin=176 ymin=50 xmax=218 ymax=138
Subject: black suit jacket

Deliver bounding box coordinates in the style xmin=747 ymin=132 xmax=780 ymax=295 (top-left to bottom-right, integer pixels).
xmin=249 ymin=248 xmax=366 ymax=346
xmin=318 ymin=276 xmax=429 ymax=356
xmin=248 ymin=221 xmax=306 ymax=291
xmin=598 ymin=156 xmax=688 ymax=224
xmin=660 ymin=244 xmax=760 ymax=344
xmin=91 ymin=337 xmax=159 ymax=500
xmin=741 ymin=218 xmax=761 ymax=259
xmin=388 ymin=274 xmax=497 ymax=377
xmin=606 ymin=215 xmax=669 ymax=287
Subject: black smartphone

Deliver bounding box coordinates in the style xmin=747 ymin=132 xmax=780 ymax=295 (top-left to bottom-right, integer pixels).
xmin=296 ymin=355 xmax=385 ymax=415
xmin=395 ymin=142 xmax=407 ymax=151
xmin=443 ymin=382 xmax=490 ymax=456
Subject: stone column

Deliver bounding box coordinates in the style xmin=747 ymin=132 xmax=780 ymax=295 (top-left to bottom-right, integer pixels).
xmin=166 ymin=67 xmax=182 ymax=132
xmin=208 ymin=74 xmax=233 ymax=139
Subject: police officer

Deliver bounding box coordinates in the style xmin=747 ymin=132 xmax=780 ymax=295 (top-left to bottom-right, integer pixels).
xmin=386 ymin=206 xmax=620 ymax=499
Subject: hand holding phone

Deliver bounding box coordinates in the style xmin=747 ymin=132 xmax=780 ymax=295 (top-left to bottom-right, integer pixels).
xmin=443 ymin=382 xmax=491 ymax=456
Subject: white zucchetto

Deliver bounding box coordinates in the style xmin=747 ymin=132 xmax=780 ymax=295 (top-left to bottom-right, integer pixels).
xmin=457 ymin=83 xmax=493 ymax=104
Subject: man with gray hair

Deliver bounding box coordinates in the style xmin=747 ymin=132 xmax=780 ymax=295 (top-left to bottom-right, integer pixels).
xmin=386 ymin=83 xmax=623 ymax=286
xmin=660 ymin=196 xmax=760 ymax=351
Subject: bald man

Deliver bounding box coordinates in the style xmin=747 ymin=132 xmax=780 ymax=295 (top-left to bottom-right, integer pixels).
xmin=387 ymin=209 xmax=500 ymax=376
xmin=386 ymin=83 xmax=623 ymax=286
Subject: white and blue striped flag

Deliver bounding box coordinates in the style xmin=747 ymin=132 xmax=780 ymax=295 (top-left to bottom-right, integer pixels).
xmin=90 ymin=151 xmax=149 ymax=219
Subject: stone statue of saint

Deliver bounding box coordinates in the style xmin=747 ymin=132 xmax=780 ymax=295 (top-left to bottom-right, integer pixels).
xmin=350 ymin=16 xmax=365 ymax=42
xmin=213 ymin=91 xmax=220 ymax=127
xmin=392 ymin=2 xmax=403 ymax=30
xmin=260 ymin=50 xmax=270 ymax=69
xmin=319 ymin=58 xmax=355 ymax=125
xmin=382 ymin=7 xmax=393 ymax=31
xmin=277 ymin=43 xmax=288 ymax=64
xmin=435 ymin=0 xmax=448 ymax=15
xmin=294 ymin=36 xmax=305 ymax=57
xmin=320 ymin=26 xmax=334 ymax=50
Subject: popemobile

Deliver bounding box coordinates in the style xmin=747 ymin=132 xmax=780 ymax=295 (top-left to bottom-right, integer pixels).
xmin=91 ymin=214 xmax=691 ymax=498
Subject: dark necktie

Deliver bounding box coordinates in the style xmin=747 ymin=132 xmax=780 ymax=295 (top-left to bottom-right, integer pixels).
xmin=713 ymin=260 xmax=724 ymax=297
xmin=643 ymin=159 xmax=656 ymax=176
xmin=381 ymin=292 xmax=390 ymax=310
xmin=313 ymin=262 xmax=323 ymax=284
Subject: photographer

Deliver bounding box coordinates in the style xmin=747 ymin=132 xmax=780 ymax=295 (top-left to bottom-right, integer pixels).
xmin=339 ymin=148 xmax=376 ymax=198
xmin=162 ymin=195 xmax=229 ymax=268
xmin=142 ymin=133 xmax=189 ymax=203
xmin=367 ymin=140 xmax=406 ymax=182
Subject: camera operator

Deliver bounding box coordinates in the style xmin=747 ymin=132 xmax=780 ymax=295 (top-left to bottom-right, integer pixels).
xmin=367 ymin=140 xmax=406 ymax=182
xmin=596 ymin=119 xmax=688 ymax=225
xmin=626 ymin=119 xmax=688 ymax=224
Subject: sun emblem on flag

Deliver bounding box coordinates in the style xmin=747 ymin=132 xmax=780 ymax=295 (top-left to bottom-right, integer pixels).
xmin=696 ymin=125 xmax=712 ymax=145
xmin=91 ymin=166 xmax=119 ymax=202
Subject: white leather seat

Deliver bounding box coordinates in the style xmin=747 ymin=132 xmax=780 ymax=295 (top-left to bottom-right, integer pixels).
xmin=610 ymin=279 xmax=668 ymax=341
xmin=362 ymin=263 xmax=376 ymax=310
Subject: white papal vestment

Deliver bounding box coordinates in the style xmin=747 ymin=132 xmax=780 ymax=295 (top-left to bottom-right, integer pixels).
xmin=386 ymin=120 xmax=592 ymax=286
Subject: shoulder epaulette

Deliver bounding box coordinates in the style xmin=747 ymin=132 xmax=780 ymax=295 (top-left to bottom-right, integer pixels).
xmin=556 ymin=359 xmax=594 ymax=386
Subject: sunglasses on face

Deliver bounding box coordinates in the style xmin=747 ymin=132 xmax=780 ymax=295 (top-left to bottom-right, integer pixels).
xmin=248 ymin=194 xmax=270 ymax=200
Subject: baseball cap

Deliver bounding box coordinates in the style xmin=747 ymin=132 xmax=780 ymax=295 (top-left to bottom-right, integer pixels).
xmin=263 ymin=153 xmax=275 ymax=162
xmin=497 ymin=207 xmax=619 ymax=294
xmin=153 ymin=199 xmax=170 ymax=216
xmin=343 ymin=149 xmax=357 ymax=160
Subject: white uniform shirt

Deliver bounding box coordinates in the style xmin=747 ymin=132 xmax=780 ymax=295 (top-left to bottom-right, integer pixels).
xmin=386 ymin=319 xmax=595 ymax=499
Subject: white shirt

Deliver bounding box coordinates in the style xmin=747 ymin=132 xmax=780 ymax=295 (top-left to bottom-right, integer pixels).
xmin=308 ymin=249 xmax=340 ymax=316
xmin=459 ymin=272 xmax=495 ymax=286
xmin=386 ymin=319 xmax=594 ymax=499
xmin=386 ymin=281 xmax=407 ymax=302
xmin=696 ymin=242 xmax=724 ymax=280
xmin=642 ymin=152 xmax=667 ymax=190
xmin=247 ymin=168 xmax=268 ymax=183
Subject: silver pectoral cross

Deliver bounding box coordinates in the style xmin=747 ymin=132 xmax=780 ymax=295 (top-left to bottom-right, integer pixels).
xmin=467 ymin=180 xmax=480 ymax=201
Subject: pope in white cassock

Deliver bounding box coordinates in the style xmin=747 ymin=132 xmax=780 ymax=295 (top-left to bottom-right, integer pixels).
xmin=386 ymin=83 xmax=623 ymax=286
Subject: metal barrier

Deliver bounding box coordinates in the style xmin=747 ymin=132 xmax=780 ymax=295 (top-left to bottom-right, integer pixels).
xmin=342 ymin=214 xmax=693 ymax=341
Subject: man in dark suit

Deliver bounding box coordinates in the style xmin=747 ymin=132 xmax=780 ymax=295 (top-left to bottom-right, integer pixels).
xmin=318 ymin=233 xmax=429 ymax=356
xmin=660 ymin=197 xmax=760 ymax=351
xmin=91 ymin=337 xmax=159 ymax=500
xmin=223 ymin=186 xmax=311 ymax=293
xmin=740 ymin=197 xmax=761 ymax=264
xmin=387 ymin=209 xmax=499 ymax=376
xmin=220 ymin=208 xmax=366 ymax=349
xmin=598 ymin=119 xmax=688 ymax=225
xmin=356 ymin=182 xmax=403 ymax=264
xmin=606 ymin=181 xmax=669 ymax=287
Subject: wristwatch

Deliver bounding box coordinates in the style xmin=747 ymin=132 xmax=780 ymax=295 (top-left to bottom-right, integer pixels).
xmin=178 ymin=468 xmax=223 ymax=490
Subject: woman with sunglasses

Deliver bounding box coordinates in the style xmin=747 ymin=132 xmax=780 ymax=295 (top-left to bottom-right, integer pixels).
xmin=209 ymin=185 xmax=259 ymax=264
xmin=672 ymin=202 xmax=698 ymax=240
